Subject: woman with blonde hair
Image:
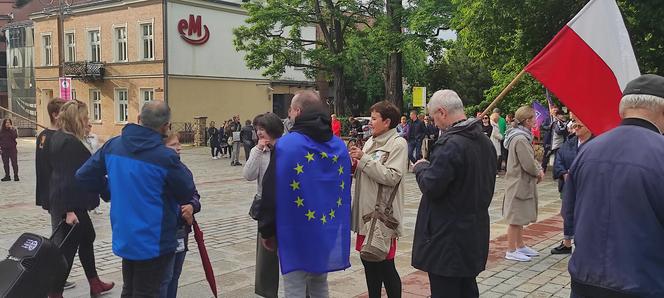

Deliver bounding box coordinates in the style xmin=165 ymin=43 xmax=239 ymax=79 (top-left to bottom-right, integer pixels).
xmin=502 ymin=106 xmax=545 ymax=262
xmin=48 ymin=100 xmax=114 ymax=297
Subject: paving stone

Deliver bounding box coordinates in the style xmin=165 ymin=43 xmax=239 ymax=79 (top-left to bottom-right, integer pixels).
xmin=539 ymin=283 xmax=564 ymax=294
xmin=516 ymin=283 xmax=541 ymax=293
xmin=481 ymin=276 xmax=506 ymax=286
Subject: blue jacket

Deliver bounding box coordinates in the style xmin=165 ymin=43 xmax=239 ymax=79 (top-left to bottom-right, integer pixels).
xmin=76 ymin=124 xmax=195 ymax=261
xmin=563 ymin=119 xmax=664 ymax=297
xmin=553 ymin=136 xmax=580 ymax=192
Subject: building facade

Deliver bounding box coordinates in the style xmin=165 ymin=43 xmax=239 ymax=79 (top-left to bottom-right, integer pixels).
xmin=31 ymin=0 xmax=315 ymax=139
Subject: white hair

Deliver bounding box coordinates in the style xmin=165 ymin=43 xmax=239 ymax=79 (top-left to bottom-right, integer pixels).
xmin=428 ymin=90 xmax=465 ymax=115
xmin=619 ymin=94 xmax=664 ymax=117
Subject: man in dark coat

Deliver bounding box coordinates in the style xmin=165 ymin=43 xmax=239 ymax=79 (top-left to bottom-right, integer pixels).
xmin=407 ymin=110 xmax=425 ymax=164
xmin=563 ymin=74 xmax=664 ymax=298
xmin=412 ymin=90 xmax=497 ymax=298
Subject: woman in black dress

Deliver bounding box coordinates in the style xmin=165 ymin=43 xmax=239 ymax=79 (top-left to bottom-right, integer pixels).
xmin=207 ymin=121 xmax=221 ymax=159
xmin=47 ymin=100 xmax=114 ymax=298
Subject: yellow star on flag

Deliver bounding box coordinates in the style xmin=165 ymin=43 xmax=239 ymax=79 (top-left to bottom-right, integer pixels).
xmin=306 ymin=210 xmax=316 ymax=221
xmin=290 ymin=180 xmax=300 ymax=190
xmin=294 ymin=196 xmax=304 ymax=207
xmin=329 ymin=209 xmax=336 ymax=219
xmin=305 ymin=152 xmax=315 ymax=162
xmin=338 ymin=165 xmax=344 ymax=175
xmin=294 ymin=163 xmax=304 ymax=175
xmin=320 ymin=152 xmax=329 ymax=159
xmin=340 ymin=181 xmax=345 ymax=190
xmin=337 ymin=197 xmax=342 ymax=207
xmin=320 ymin=214 xmax=327 ymax=224
xmin=332 ymin=155 xmax=339 ymax=163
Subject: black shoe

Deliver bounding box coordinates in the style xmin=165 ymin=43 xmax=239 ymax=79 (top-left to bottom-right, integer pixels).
xmin=551 ymin=242 xmax=572 ymax=254
xmin=1 ymin=176 xmax=10 ymax=182
xmin=236 ymin=162 xmax=242 ymax=166
xmin=13 ymin=176 xmax=19 ymax=181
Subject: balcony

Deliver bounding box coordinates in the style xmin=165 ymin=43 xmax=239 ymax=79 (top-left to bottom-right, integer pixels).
xmin=63 ymin=61 xmax=105 ymax=82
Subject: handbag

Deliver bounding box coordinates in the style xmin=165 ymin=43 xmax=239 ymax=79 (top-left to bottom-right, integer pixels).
xmin=248 ymin=194 xmax=261 ymax=220
xmin=248 ymin=148 xmax=263 ymax=221
xmin=360 ymin=180 xmax=401 ymax=262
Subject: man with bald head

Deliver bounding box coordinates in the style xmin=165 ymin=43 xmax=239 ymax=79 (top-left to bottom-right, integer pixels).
xmin=411 ymin=90 xmax=497 ymax=297
xmin=259 ymin=90 xmax=352 ymax=297
xmin=76 ymin=100 xmax=196 ymax=297
xmin=563 ymin=74 xmax=664 ymax=297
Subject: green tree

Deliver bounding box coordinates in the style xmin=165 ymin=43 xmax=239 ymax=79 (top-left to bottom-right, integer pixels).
xmin=233 ymin=0 xmax=381 ymax=114
xmin=450 ymin=0 xmax=664 ymax=114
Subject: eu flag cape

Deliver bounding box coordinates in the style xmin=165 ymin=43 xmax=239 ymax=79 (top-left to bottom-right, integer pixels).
xmin=275 ymin=132 xmax=352 ymax=274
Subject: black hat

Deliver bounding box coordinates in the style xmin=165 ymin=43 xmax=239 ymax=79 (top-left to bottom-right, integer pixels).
xmin=622 ymin=74 xmax=664 ymax=98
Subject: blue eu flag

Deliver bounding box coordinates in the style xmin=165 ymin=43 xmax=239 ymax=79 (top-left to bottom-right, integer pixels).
xmin=275 ymin=132 xmax=352 ymax=274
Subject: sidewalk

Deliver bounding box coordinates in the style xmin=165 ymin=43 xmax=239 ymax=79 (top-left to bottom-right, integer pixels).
xmin=0 ymin=140 xmax=570 ymax=297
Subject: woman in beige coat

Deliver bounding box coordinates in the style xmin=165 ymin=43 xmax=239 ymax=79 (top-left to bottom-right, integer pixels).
xmin=349 ymin=101 xmax=408 ymax=298
xmin=502 ymin=106 xmax=545 ymax=262
xmin=490 ymin=113 xmax=503 ymax=171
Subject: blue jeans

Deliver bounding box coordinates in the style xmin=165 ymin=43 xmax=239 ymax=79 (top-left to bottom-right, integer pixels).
xmin=159 ymin=251 xmax=186 ymax=298
xmin=408 ymin=140 xmax=422 ymax=163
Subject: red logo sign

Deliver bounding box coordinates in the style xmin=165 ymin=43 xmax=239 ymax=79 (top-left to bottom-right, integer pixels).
xmin=178 ymin=15 xmax=210 ymax=45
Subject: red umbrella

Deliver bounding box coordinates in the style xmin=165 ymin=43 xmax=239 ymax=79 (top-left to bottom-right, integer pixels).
xmin=193 ymin=220 xmax=218 ymax=298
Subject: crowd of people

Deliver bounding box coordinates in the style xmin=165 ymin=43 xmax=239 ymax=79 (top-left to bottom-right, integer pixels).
xmin=12 ymin=72 xmax=663 ymax=298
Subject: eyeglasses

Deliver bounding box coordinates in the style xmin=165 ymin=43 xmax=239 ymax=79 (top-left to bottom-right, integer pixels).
xmin=482 ymin=117 xmax=489 ymax=120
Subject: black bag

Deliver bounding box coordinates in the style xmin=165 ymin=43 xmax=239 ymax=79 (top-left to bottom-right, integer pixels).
xmin=0 ymin=221 xmax=75 ymax=298
xmin=249 ymin=194 xmax=261 ymax=220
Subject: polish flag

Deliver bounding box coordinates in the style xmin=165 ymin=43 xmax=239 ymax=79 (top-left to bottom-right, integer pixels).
xmin=525 ymin=0 xmax=640 ymax=135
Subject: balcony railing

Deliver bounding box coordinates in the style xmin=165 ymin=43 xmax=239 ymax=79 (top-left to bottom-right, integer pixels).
xmin=63 ymin=61 xmax=105 ymax=82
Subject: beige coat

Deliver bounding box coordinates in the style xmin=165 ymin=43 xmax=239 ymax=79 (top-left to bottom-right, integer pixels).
xmin=351 ymin=128 xmax=408 ymax=236
xmin=490 ymin=121 xmax=503 ymax=157
xmin=503 ymin=134 xmax=541 ymax=225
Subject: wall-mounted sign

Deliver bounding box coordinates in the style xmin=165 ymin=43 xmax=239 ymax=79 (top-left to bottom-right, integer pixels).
xmin=178 ymin=14 xmax=210 ymax=45
xmin=59 ymin=77 xmax=72 ymax=101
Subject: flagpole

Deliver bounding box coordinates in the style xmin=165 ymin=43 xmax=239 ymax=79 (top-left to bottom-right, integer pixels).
xmin=0 ymin=106 xmax=47 ymax=129
xmin=481 ymin=68 xmax=528 ymax=116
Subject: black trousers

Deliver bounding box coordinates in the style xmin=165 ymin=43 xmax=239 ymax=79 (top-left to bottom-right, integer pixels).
xmin=362 ymin=259 xmax=401 ymax=298
xmin=51 ymin=210 xmax=98 ymax=293
xmin=1 ymin=146 xmax=18 ymax=177
xmin=428 ymin=273 xmax=479 ymax=298
xmin=243 ymin=143 xmax=254 ymax=161
xmin=121 ymin=253 xmax=174 ymax=298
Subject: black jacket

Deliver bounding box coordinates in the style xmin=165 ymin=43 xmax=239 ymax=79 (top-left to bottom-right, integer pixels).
xmin=36 ymin=129 xmax=56 ymax=209
xmin=258 ymin=110 xmax=333 ymax=238
xmin=240 ymin=125 xmax=255 ymax=146
xmin=48 ymin=131 xmax=101 ymax=217
xmin=412 ymin=120 xmax=497 ymax=277
xmin=408 ymin=119 xmax=425 ymax=142
xmin=207 ymin=127 xmax=220 ymax=146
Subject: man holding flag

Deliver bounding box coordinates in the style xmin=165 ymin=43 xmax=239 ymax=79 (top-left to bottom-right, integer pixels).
xmin=258 ymin=91 xmax=352 ymax=297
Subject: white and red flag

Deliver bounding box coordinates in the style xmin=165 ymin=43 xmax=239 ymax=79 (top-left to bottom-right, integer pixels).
xmin=525 ymin=0 xmax=640 ymax=135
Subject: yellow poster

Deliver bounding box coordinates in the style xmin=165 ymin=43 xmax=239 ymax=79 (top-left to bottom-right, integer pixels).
xmin=413 ymin=87 xmax=426 ymax=107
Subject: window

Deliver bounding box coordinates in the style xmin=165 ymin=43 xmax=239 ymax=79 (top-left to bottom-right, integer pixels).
xmin=115 ymin=89 xmax=128 ymax=123
xmin=42 ymin=35 xmax=52 ymax=66
xmin=89 ymin=30 xmax=101 ymax=62
xmin=65 ymin=32 xmax=75 ymax=62
xmin=90 ymin=90 xmax=102 ymax=121
xmin=71 ymin=89 xmax=77 ymax=100
xmin=140 ymin=23 xmax=154 ymax=60
xmin=139 ymin=88 xmax=154 ymax=110
xmin=115 ymin=27 xmax=127 ymax=62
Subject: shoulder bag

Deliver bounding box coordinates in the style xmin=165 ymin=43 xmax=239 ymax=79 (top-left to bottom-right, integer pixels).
xmin=360 ymin=181 xmax=401 ymax=262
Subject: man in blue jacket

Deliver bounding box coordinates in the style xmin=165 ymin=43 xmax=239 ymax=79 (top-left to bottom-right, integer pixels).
xmin=563 ymin=74 xmax=664 ymax=298
xmin=76 ymin=101 xmax=196 ymax=297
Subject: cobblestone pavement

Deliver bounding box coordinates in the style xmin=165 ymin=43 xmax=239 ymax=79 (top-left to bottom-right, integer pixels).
xmin=0 ymin=138 xmax=571 ymax=297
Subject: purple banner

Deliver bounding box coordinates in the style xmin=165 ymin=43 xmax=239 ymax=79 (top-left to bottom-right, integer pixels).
xmin=533 ymin=101 xmax=550 ymax=128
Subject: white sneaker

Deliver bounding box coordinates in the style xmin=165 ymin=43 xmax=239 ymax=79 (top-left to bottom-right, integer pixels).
xmin=517 ymin=245 xmax=540 ymax=257
xmin=505 ymin=250 xmax=531 ymax=262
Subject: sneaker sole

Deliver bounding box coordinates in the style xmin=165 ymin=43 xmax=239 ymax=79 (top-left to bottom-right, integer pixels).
xmin=505 ymin=255 xmax=531 ymax=262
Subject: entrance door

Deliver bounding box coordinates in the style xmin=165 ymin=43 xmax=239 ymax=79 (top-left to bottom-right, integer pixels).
xmin=272 ymin=93 xmax=294 ymax=119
